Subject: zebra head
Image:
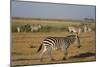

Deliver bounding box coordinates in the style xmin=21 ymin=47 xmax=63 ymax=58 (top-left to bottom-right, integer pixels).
xmin=75 ymin=35 xmax=81 ymax=48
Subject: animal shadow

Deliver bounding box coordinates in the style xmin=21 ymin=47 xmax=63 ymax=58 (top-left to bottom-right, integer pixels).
xmin=69 ymin=52 xmax=96 ymax=59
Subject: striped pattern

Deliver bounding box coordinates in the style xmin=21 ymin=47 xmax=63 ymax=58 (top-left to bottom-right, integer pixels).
xmin=37 ymin=35 xmax=81 ymax=61
xmin=16 ymin=24 xmax=42 ymax=32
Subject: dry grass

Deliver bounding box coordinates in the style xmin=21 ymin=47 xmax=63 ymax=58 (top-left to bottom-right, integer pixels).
xmin=11 ymin=32 xmax=96 ymax=66
xmin=11 ymin=18 xmax=96 ymax=66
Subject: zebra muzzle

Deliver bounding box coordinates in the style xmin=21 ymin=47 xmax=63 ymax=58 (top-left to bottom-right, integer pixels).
xmin=77 ymin=45 xmax=81 ymax=48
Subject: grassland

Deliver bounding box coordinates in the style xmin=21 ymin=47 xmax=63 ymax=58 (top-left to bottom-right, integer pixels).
xmin=11 ymin=17 xmax=96 ymax=66
xmin=11 ymin=17 xmax=95 ymax=32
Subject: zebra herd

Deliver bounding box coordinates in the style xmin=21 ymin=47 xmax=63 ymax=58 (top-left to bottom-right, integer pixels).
xmin=16 ymin=24 xmax=42 ymax=32
xmin=16 ymin=23 xmax=93 ymax=34
xmin=67 ymin=24 xmax=93 ymax=34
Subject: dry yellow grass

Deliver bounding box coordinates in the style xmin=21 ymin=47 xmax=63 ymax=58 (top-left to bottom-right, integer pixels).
xmin=11 ymin=32 xmax=96 ymax=66
xmin=11 ymin=18 xmax=96 ymax=66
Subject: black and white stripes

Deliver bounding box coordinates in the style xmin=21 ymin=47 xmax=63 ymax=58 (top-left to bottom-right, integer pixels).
xmin=37 ymin=34 xmax=81 ymax=61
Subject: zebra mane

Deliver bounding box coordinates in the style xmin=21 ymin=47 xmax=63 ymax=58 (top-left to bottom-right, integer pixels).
xmin=66 ymin=34 xmax=76 ymax=37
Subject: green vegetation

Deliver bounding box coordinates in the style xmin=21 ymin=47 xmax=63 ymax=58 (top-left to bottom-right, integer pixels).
xmin=40 ymin=25 xmax=67 ymax=32
xmin=11 ymin=17 xmax=95 ymax=32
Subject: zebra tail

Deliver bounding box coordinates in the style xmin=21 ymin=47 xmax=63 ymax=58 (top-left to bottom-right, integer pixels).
xmin=37 ymin=44 xmax=42 ymax=53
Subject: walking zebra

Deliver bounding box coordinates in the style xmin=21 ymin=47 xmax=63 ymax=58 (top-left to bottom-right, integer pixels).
xmin=37 ymin=34 xmax=81 ymax=61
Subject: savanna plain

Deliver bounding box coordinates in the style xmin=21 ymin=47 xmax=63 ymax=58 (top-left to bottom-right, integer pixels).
xmin=11 ymin=17 xmax=96 ymax=66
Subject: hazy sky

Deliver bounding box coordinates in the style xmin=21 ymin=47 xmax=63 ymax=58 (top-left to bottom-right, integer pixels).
xmin=11 ymin=1 xmax=96 ymax=20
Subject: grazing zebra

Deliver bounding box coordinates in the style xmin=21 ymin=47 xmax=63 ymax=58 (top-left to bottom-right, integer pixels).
xmin=83 ymin=25 xmax=88 ymax=32
xmin=68 ymin=26 xmax=77 ymax=33
xmin=24 ymin=24 xmax=31 ymax=32
xmin=30 ymin=24 xmax=38 ymax=32
xmin=78 ymin=27 xmax=82 ymax=34
xmin=16 ymin=26 xmax=21 ymax=32
xmin=37 ymin=24 xmax=42 ymax=30
xmin=30 ymin=24 xmax=42 ymax=32
xmin=68 ymin=26 xmax=82 ymax=34
xmin=16 ymin=25 xmax=25 ymax=32
xmin=37 ymin=34 xmax=81 ymax=61
xmin=87 ymin=27 xmax=92 ymax=32
xmin=82 ymin=24 xmax=93 ymax=32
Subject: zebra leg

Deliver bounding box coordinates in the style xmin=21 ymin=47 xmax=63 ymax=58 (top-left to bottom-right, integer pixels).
xmin=39 ymin=46 xmax=47 ymax=61
xmin=47 ymin=47 xmax=55 ymax=61
xmin=62 ymin=48 xmax=68 ymax=60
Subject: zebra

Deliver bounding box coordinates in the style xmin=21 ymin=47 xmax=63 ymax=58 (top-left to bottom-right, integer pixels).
xmin=68 ymin=26 xmax=82 ymax=34
xmin=16 ymin=25 xmax=25 ymax=32
xmin=37 ymin=34 xmax=81 ymax=61
xmin=87 ymin=27 xmax=92 ymax=32
xmin=82 ymin=24 xmax=93 ymax=32
xmin=30 ymin=24 xmax=38 ymax=32
xmin=30 ymin=24 xmax=42 ymax=32
xmin=78 ymin=27 xmax=82 ymax=34
xmin=24 ymin=24 xmax=31 ymax=32
xmin=83 ymin=25 xmax=88 ymax=32
xmin=37 ymin=24 xmax=42 ymax=30
xmin=16 ymin=26 xmax=21 ymax=32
